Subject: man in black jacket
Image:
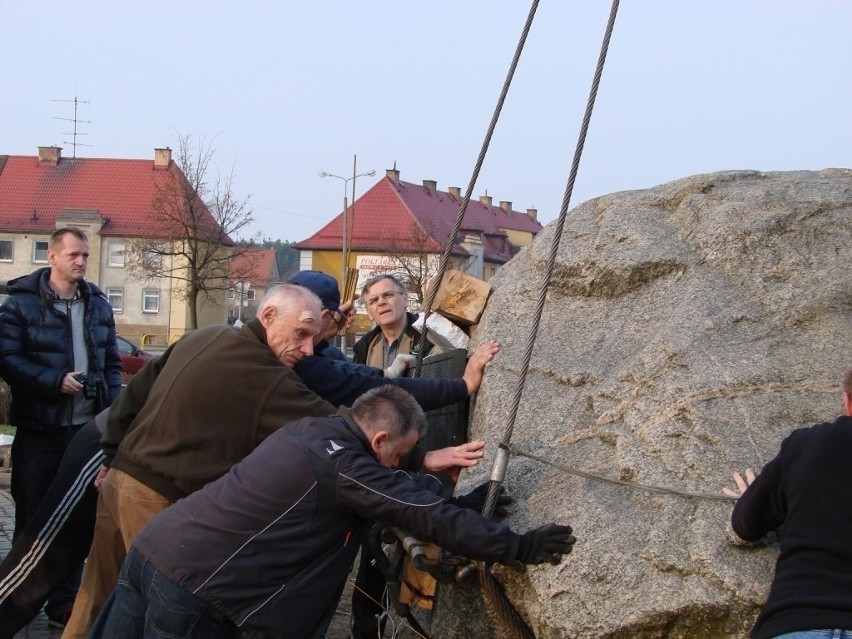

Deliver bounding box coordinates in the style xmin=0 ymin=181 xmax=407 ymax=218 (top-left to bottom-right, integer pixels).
xmin=90 ymin=386 xmax=576 ymax=639
xmin=723 ymin=369 xmax=852 ymax=639
xmin=0 ymin=227 xmax=122 ymax=625
xmin=352 ymin=274 xmax=432 ymax=367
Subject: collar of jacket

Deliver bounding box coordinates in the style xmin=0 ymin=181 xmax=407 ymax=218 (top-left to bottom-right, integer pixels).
xmin=37 ymin=268 xmax=92 ymax=306
xmin=341 ymin=412 xmax=376 ymax=460
xmin=243 ymin=317 xmax=268 ymax=346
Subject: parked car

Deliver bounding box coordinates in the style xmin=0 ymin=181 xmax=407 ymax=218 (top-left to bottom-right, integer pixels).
xmin=116 ymin=335 xmax=156 ymax=376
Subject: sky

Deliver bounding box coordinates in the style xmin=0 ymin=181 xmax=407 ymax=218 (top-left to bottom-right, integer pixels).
xmin=2 ymin=1 xmax=850 ymax=243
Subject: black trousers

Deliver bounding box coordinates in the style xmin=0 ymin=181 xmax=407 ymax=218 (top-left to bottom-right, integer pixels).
xmin=350 ymin=543 xmax=389 ymax=639
xmin=0 ymin=421 xmax=101 ymax=638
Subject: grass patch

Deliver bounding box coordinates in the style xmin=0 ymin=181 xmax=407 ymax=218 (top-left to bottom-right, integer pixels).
xmin=0 ymin=425 xmax=15 ymax=437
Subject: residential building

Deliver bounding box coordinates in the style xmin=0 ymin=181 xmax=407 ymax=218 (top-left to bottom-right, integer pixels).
xmin=227 ymin=247 xmax=280 ymax=324
xmin=296 ymin=166 xmax=542 ymax=304
xmin=0 ymin=146 xmax=232 ymax=346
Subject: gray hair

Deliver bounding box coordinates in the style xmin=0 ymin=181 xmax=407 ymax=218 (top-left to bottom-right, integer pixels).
xmin=351 ymin=385 xmax=426 ymax=440
xmin=361 ymin=274 xmax=406 ymax=298
xmin=256 ymin=283 xmax=321 ymax=319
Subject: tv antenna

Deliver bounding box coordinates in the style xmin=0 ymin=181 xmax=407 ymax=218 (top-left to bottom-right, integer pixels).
xmin=51 ymin=95 xmax=91 ymax=158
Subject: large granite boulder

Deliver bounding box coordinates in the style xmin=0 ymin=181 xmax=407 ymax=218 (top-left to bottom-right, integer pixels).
xmin=431 ymin=170 xmax=852 ymax=638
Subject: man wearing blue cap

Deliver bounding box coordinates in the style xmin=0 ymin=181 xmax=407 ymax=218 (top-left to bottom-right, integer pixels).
xmin=287 ymin=270 xmax=352 ymax=361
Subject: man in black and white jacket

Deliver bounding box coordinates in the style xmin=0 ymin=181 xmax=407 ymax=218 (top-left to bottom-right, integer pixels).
xmin=91 ymin=385 xmax=576 ymax=639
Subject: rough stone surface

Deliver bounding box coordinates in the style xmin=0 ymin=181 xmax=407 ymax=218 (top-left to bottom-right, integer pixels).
xmin=432 ymin=170 xmax=852 ymax=639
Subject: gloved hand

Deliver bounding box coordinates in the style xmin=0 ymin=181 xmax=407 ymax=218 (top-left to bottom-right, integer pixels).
xmin=515 ymin=523 xmax=576 ymax=566
xmin=451 ymin=481 xmax=513 ymax=519
xmin=384 ymin=353 xmax=417 ymax=378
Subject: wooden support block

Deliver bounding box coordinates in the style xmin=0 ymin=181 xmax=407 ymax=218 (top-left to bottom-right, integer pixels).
xmin=427 ymin=269 xmax=491 ymax=326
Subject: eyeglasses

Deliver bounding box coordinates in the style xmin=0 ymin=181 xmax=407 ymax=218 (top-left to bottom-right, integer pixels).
xmin=366 ymin=290 xmax=402 ymax=307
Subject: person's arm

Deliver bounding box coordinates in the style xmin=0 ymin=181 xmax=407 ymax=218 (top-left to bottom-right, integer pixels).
xmin=101 ymin=308 xmax=124 ymax=404
xmin=726 ymin=435 xmax=794 ymax=541
xmin=256 ymin=369 xmax=338 ymax=443
xmin=295 ymin=356 xmax=384 ymax=407
xmin=421 ymin=440 xmax=485 ymax=481
xmin=100 ymin=342 xmax=175 ymax=464
xmin=0 ymin=298 xmax=66 ymax=398
xmin=338 ymin=452 xmax=574 ymax=567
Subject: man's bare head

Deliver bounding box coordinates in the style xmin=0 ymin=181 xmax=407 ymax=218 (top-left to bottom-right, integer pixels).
xmin=256 ymin=284 xmax=322 ymax=368
xmin=351 ymin=385 xmax=425 ymax=468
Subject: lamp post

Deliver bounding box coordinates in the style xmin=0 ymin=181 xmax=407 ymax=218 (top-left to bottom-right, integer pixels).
xmin=319 ymin=155 xmax=376 ymax=286
xmin=235 ymin=281 xmax=250 ymax=323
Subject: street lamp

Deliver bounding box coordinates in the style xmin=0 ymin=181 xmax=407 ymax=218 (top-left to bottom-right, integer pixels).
xmin=234 ymin=280 xmax=250 ymax=323
xmin=319 ymin=155 xmax=376 ymax=286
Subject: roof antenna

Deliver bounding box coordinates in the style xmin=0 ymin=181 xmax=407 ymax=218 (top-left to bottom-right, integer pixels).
xmin=51 ymin=93 xmax=92 ymax=159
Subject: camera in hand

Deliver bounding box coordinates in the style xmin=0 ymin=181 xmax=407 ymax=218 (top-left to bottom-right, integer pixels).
xmin=73 ymin=373 xmax=100 ymax=400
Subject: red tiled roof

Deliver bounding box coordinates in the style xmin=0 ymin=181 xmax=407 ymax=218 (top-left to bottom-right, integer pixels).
xmin=296 ymin=177 xmax=542 ymax=264
xmin=230 ymin=247 xmax=278 ymax=286
xmin=0 ymin=153 xmax=227 ymax=241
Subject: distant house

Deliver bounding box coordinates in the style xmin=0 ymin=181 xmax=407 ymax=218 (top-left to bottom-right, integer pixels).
xmin=296 ymin=167 xmax=542 ymax=302
xmin=0 ymin=146 xmax=232 ymax=345
xmin=227 ymin=247 xmax=280 ymax=323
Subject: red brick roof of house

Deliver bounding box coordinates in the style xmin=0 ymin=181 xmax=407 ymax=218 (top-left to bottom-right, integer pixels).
xmin=230 ymin=247 xmax=279 ymax=286
xmin=0 ymin=148 xmax=227 ymax=241
xmin=296 ymin=173 xmax=542 ymax=264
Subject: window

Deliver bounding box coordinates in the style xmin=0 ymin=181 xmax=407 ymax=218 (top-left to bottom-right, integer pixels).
xmin=33 ymin=240 xmax=49 ymax=263
xmin=108 ymin=242 xmax=126 ymax=267
xmin=142 ymin=289 xmax=160 ymax=314
xmin=107 ymin=288 xmax=124 ymax=313
xmin=228 ymin=289 xmax=235 ymax=300
xmin=0 ymin=239 xmax=12 ymax=262
xmin=246 ymin=289 xmax=256 ymax=301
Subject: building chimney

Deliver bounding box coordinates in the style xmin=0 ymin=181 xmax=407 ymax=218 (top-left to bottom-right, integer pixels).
xmin=385 ymin=168 xmax=400 ymax=186
xmin=448 ymin=186 xmax=461 ymax=200
xmin=499 ymin=201 xmax=513 ymax=213
xmin=38 ymin=146 xmax=61 ymax=166
xmin=527 ymin=207 xmax=538 ymax=222
xmin=479 ymin=194 xmax=493 ymax=209
xmin=154 ymin=147 xmax=172 ymax=170
xmin=422 ymin=179 xmax=437 ymax=196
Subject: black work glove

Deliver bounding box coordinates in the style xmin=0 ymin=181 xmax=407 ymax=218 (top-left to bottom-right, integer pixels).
xmin=451 ymin=481 xmax=513 ymax=519
xmin=515 ymin=523 xmax=576 ymax=565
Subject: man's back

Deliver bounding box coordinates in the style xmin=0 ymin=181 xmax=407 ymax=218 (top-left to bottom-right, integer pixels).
xmin=107 ymin=322 xmax=336 ymax=501
xmin=732 ymin=415 xmax=852 ymax=639
xmin=131 ymin=412 xmax=517 ymax=639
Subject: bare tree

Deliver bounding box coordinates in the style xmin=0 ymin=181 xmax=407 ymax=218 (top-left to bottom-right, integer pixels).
xmin=380 ymin=223 xmax=444 ymax=304
xmin=128 ymin=133 xmax=259 ymax=329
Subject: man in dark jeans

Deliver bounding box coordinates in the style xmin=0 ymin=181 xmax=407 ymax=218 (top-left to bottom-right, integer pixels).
xmin=723 ymin=369 xmax=852 ymax=639
xmin=0 ymin=227 xmax=122 ymax=626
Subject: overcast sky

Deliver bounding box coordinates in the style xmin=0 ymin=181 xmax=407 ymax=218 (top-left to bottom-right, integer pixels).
xmin=3 ymin=1 xmax=850 ymax=243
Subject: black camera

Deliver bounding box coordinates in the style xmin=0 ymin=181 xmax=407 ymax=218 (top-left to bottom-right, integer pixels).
xmin=73 ymin=373 xmax=99 ymax=400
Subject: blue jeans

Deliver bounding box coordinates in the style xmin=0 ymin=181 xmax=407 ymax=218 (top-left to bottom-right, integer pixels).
xmin=89 ymin=547 xmax=237 ymax=639
xmin=774 ymin=632 xmax=852 ymax=639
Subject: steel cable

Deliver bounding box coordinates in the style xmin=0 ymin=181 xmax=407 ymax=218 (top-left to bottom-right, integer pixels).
xmin=413 ymin=0 xmax=541 ymax=377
